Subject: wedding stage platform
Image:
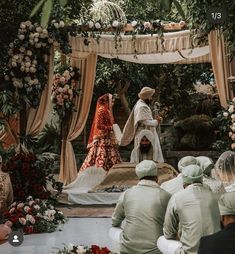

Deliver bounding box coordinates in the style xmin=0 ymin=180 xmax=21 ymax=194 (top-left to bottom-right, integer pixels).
xmin=61 ymin=163 xmax=178 ymax=205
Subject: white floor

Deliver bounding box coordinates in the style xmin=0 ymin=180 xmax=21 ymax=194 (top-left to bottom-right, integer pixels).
xmin=0 ymin=218 xmax=114 ymax=254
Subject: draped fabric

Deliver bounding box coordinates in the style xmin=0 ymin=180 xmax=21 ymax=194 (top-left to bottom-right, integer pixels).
xmin=70 ymin=30 xmax=210 ymax=64
xmin=0 ymin=116 xmax=19 ymax=149
xmin=99 ymin=47 xmax=210 ymax=64
xmin=71 ymin=30 xmax=199 ymax=55
xmin=208 ymin=30 xmax=230 ymax=108
xmin=59 ymin=53 xmax=97 ymax=185
xmin=59 ymin=30 xmax=234 ymax=183
xmin=0 ymin=48 xmax=54 ymax=146
xmin=26 ymin=48 xmax=54 ymax=135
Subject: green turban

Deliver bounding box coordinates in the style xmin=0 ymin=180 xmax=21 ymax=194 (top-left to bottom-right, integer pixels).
xmin=135 ymin=160 xmax=157 ymax=179
xmin=182 ymin=165 xmax=203 ymax=185
xmin=178 ymin=156 xmax=198 ymax=172
xmin=219 ymin=192 xmax=235 ymax=216
xmin=196 ymin=156 xmax=214 ymax=176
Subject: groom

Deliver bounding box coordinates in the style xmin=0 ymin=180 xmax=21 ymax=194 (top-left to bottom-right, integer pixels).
xmin=120 ymin=87 xmax=164 ymax=163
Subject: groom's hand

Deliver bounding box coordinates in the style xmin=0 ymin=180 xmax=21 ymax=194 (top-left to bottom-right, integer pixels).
xmin=155 ymin=115 xmax=163 ymax=123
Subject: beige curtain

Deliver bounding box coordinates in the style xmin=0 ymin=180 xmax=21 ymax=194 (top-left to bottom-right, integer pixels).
xmin=70 ymin=30 xmax=195 ymax=55
xmin=228 ymin=59 xmax=235 ymax=98
xmin=26 ymin=48 xmax=54 ymax=135
xmin=209 ymin=30 xmax=230 ymax=108
xmin=59 ymin=53 xmax=97 ymax=185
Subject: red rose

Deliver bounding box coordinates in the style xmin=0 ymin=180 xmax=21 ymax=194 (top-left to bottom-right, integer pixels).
xmin=10 ymin=215 xmax=18 ymax=224
xmin=24 ymin=226 xmax=34 ymax=234
xmin=3 ymin=212 xmax=11 ymax=218
xmin=91 ymin=245 xmax=100 ymax=253
xmin=101 ymin=247 xmax=111 ymax=254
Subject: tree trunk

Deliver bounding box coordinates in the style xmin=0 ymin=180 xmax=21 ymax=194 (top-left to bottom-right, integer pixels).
xmin=117 ymin=81 xmax=131 ymax=114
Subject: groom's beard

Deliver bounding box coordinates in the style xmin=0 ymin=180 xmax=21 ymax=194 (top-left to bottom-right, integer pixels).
xmin=140 ymin=144 xmax=151 ymax=154
xmin=144 ymin=99 xmax=151 ymax=105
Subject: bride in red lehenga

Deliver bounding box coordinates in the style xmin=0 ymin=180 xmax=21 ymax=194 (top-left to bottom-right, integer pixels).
xmin=79 ymin=93 xmax=122 ymax=174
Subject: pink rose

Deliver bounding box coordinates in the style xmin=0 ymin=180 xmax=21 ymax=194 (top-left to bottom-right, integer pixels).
xmin=231 ymin=143 xmax=235 ymax=150
xmin=144 ymin=22 xmax=151 ymax=29
xmin=24 ymin=206 xmax=30 ymax=213
xmin=29 ymin=201 xmax=35 ymax=206
xmin=9 ymin=208 xmax=15 ymax=214
xmin=19 ymin=217 xmax=26 ymax=225
xmin=179 ymin=20 xmax=186 ymax=27
xmin=17 ymin=203 xmax=24 ymax=209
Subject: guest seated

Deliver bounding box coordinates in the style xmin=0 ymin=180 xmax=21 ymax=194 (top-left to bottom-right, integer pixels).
xmin=0 ymin=155 xmax=13 ymax=213
xmin=198 ymin=192 xmax=235 ymax=254
xmin=212 ymin=151 xmax=235 ymax=192
xmin=0 ymin=221 xmax=12 ymax=240
xmin=109 ymin=160 xmax=171 ymax=254
xmin=161 ymin=156 xmax=225 ymax=197
xmin=160 ymin=156 xmax=197 ymax=194
xmin=157 ymin=164 xmax=220 ymax=254
xmin=130 ymin=129 xmax=156 ymax=163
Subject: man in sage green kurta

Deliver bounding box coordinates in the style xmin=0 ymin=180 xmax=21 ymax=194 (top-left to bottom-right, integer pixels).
xmin=110 ymin=160 xmax=171 ymax=254
xmin=157 ymin=164 xmax=221 ymax=254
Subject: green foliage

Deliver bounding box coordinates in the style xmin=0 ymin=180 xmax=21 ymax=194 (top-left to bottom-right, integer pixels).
xmin=95 ymin=57 xmax=212 ymax=119
xmin=183 ymin=0 xmax=235 ymax=57
xmin=0 ymin=0 xmax=39 ymax=76
xmin=41 ymin=0 xmax=53 ymax=28
xmin=174 ymin=114 xmax=216 ymax=150
xmin=30 ymin=0 xmax=92 ymax=27
xmin=0 ymin=91 xmax=20 ymax=116
xmin=37 ymin=124 xmax=61 ymax=154
xmin=211 ymin=107 xmax=232 ymax=152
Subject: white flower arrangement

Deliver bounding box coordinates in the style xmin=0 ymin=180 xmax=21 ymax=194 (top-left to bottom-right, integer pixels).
xmin=95 ymin=22 xmax=101 ymax=29
xmin=221 ymin=98 xmax=235 ymax=149
xmin=112 ymin=20 xmax=119 ymax=28
xmin=6 ymin=19 xmax=70 ymax=107
xmin=88 ymin=21 xmax=94 ymax=29
xmin=131 ymin=20 xmax=138 ymax=27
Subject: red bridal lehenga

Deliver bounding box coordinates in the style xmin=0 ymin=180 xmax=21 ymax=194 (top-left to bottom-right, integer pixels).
xmin=79 ymin=93 xmax=122 ymax=174
xmin=63 ymin=93 xmax=122 ymax=190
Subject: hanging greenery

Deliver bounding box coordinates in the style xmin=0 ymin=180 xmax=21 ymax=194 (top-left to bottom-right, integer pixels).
xmin=181 ymin=0 xmax=235 ymax=58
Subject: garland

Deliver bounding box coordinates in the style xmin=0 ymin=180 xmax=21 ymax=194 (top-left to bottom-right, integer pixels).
xmin=52 ymin=65 xmax=80 ymax=119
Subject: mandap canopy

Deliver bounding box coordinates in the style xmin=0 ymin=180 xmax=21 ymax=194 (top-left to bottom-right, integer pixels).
xmin=59 ymin=29 xmax=235 ymax=185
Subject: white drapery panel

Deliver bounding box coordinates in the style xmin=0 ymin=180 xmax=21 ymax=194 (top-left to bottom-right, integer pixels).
xmin=70 ymin=30 xmax=210 ymax=65
xmin=99 ymin=46 xmax=210 ymax=64
xmin=71 ymin=30 xmax=195 ymax=54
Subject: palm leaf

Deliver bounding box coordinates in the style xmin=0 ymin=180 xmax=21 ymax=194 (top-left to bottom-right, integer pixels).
xmin=41 ymin=0 xmax=53 ymax=28
xmin=160 ymin=0 xmax=172 ymax=11
xmin=59 ymin=0 xmax=68 ymax=7
xmin=30 ymin=0 xmax=46 ymax=18
xmin=172 ymin=0 xmax=185 ymax=20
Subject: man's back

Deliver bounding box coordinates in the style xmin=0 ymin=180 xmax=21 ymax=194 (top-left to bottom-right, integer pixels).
xmin=164 ymin=184 xmax=220 ymax=254
xmin=112 ymin=180 xmax=171 ymax=254
xmin=198 ymin=223 xmax=235 ymax=254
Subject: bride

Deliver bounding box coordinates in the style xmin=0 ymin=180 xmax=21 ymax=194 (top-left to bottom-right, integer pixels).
xmin=64 ymin=93 xmax=122 ymax=189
